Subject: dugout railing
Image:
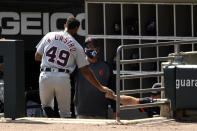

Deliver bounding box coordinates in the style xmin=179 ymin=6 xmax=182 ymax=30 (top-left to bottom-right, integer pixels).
xmin=115 ymin=40 xmax=197 ymax=122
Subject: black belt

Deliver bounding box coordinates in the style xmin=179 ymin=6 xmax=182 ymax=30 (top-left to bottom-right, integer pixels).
xmin=40 ymin=67 xmax=69 ymax=73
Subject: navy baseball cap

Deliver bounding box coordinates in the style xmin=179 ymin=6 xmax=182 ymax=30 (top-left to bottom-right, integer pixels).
xmin=151 ymin=83 xmax=161 ymax=95
xmin=84 ymin=37 xmax=99 ymax=48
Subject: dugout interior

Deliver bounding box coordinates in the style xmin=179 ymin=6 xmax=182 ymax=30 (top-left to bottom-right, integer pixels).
xmin=85 ymin=0 xmax=197 ymax=119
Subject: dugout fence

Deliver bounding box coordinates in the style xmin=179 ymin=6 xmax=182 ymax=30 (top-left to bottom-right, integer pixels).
xmin=115 ymin=40 xmax=197 ymax=122
xmin=85 ymin=0 xmax=197 ymax=120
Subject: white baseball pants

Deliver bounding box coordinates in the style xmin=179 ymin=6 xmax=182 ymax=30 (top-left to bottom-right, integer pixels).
xmin=39 ymin=71 xmax=71 ymax=118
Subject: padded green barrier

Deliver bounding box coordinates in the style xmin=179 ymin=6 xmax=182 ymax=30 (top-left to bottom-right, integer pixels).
xmin=0 ymin=40 xmax=25 ymax=120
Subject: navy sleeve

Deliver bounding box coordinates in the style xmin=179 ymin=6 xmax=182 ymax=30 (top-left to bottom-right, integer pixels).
xmin=138 ymin=97 xmax=153 ymax=114
xmin=139 ymin=97 xmax=153 ymax=104
xmin=139 ymin=97 xmax=160 ymax=117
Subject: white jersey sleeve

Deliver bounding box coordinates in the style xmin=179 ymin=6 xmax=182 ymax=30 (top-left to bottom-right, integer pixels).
xmin=36 ymin=34 xmax=48 ymax=55
xmin=74 ymin=42 xmax=89 ymax=68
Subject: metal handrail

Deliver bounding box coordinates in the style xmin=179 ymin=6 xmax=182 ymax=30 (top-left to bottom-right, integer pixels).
xmin=117 ymin=40 xmax=197 ymax=50
xmin=120 ymin=56 xmax=174 ymax=64
xmin=115 ymin=40 xmax=197 ymax=122
xmin=120 ymin=72 xmax=163 ymax=80
xmin=120 ymin=87 xmax=165 ymax=95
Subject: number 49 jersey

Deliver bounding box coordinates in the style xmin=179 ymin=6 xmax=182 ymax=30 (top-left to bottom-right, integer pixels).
xmin=36 ymin=31 xmax=89 ymax=73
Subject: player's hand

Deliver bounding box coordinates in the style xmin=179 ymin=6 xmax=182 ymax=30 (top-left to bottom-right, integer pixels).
xmin=102 ymin=86 xmax=114 ymax=96
xmin=105 ymin=92 xmax=116 ymax=100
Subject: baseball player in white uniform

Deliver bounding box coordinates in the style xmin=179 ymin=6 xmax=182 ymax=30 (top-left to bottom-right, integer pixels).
xmin=35 ymin=17 xmax=114 ymax=118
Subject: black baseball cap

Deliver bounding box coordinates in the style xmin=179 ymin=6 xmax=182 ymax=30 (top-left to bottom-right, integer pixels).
xmin=84 ymin=37 xmax=99 ymax=48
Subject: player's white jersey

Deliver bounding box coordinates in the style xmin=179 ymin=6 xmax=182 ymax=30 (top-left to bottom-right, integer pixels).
xmin=36 ymin=31 xmax=89 ymax=73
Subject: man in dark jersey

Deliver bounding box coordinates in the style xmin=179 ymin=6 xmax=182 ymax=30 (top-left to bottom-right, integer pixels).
xmin=74 ymin=37 xmax=116 ymax=119
xmin=106 ymin=83 xmax=161 ymax=117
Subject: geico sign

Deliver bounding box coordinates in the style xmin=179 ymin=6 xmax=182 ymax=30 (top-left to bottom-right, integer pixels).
xmin=0 ymin=12 xmax=85 ymax=36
